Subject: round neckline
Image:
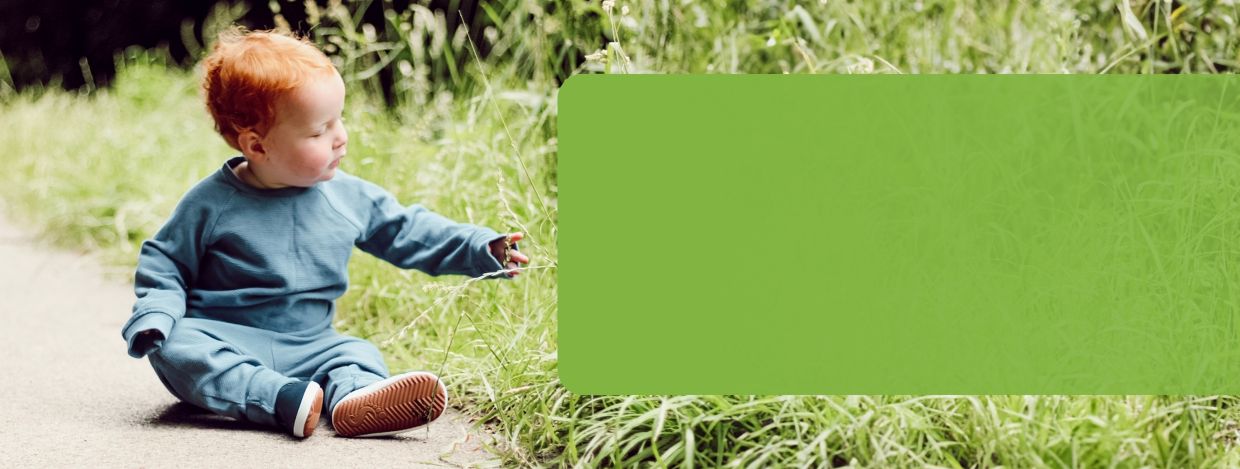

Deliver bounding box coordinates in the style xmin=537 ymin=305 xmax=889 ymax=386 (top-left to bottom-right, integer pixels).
xmin=220 ymin=156 xmax=313 ymax=197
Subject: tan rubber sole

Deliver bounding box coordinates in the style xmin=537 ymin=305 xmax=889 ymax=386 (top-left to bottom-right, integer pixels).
xmin=331 ymin=372 xmax=447 ymax=437
xmin=302 ymin=389 xmax=324 ymax=437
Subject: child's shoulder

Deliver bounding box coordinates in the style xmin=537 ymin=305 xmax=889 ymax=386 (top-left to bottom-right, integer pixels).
xmin=166 ymin=158 xmax=245 ymax=216
xmin=184 ymin=162 xmax=241 ymax=202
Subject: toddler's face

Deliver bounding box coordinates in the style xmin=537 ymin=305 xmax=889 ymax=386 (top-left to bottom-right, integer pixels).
xmin=258 ymin=71 xmax=348 ymax=187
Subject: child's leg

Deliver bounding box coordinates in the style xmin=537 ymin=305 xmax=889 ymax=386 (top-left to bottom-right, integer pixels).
xmin=275 ymin=327 xmax=450 ymax=436
xmin=273 ymin=329 xmax=390 ymax=413
xmin=322 ymin=363 xmax=386 ymax=413
xmin=147 ymin=318 xmax=298 ymax=428
xmin=312 ymin=337 xmax=391 ymax=414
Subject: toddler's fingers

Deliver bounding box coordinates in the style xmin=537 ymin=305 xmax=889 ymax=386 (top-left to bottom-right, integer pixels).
xmin=507 ymin=232 xmax=524 ymax=243
xmin=510 ymin=251 xmax=530 ymax=264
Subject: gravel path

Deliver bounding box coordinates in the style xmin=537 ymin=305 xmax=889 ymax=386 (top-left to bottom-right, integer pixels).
xmin=0 ymin=208 xmax=501 ymax=467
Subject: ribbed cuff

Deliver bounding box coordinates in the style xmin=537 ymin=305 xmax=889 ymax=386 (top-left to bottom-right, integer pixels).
xmin=476 ymin=231 xmax=516 ymax=279
xmin=122 ymin=312 xmax=176 ymax=358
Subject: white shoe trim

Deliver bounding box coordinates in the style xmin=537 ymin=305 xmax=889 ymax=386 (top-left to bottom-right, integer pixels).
xmin=292 ymin=381 xmax=322 ymax=438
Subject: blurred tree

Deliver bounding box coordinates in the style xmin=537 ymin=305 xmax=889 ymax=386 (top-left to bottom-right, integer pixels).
xmin=0 ymin=0 xmax=490 ymax=101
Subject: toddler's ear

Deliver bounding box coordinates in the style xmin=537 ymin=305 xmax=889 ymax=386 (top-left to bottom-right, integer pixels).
xmin=238 ymin=130 xmax=267 ymax=161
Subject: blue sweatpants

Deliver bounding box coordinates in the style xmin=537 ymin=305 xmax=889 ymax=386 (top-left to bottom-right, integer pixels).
xmin=147 ymin=317 xmax=389 ymax=428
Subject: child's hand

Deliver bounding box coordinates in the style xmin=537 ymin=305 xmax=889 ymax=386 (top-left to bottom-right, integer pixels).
xmin=489 ymin=232 xmax=530 ymax=276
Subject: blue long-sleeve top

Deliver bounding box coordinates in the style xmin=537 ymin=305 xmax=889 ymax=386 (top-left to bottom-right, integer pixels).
xmin=121 ymin=156 xmax=512 ymax=358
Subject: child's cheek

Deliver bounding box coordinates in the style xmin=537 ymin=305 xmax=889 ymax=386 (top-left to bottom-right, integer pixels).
xmin=295 ymin=142 xmax=326 ymax=167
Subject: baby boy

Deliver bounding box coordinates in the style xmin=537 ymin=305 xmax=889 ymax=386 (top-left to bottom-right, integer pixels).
xmin=119 ymin=28 xmax=529 ymax=438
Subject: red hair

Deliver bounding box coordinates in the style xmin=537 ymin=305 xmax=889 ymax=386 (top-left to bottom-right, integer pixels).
xmin=201 ymin=28 xmax=337 ymax=151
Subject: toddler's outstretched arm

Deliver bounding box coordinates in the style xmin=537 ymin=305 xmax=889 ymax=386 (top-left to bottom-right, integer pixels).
xmin=353 ymin=179 xmax=522 ymax=278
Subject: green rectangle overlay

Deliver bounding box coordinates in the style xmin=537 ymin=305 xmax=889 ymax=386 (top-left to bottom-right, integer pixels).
xmin=559 ymin=75 xmax=1240 ymax=394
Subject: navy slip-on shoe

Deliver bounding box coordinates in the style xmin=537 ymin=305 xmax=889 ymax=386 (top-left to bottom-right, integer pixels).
xmin=275 ymin=380 xmax=324 ymax=438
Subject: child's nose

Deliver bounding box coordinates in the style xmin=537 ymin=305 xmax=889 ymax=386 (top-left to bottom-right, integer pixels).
xmin=334 ymin=127 xmax=348 ymax=150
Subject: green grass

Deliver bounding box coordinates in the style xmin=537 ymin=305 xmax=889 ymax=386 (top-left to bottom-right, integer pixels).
xmin=8 ymin=0 xmax=1240 ymax=467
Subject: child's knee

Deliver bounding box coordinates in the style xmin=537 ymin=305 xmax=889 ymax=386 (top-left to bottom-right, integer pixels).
xmin=149 ymin=324 xmax=207 ymax=363
xmin=147 ymin=356 xmax=186 ymax=400
xmin=151 ymin=321 xmax=263 ymax=379
xmin=147 ymin=351 xmax=199 ymax=405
